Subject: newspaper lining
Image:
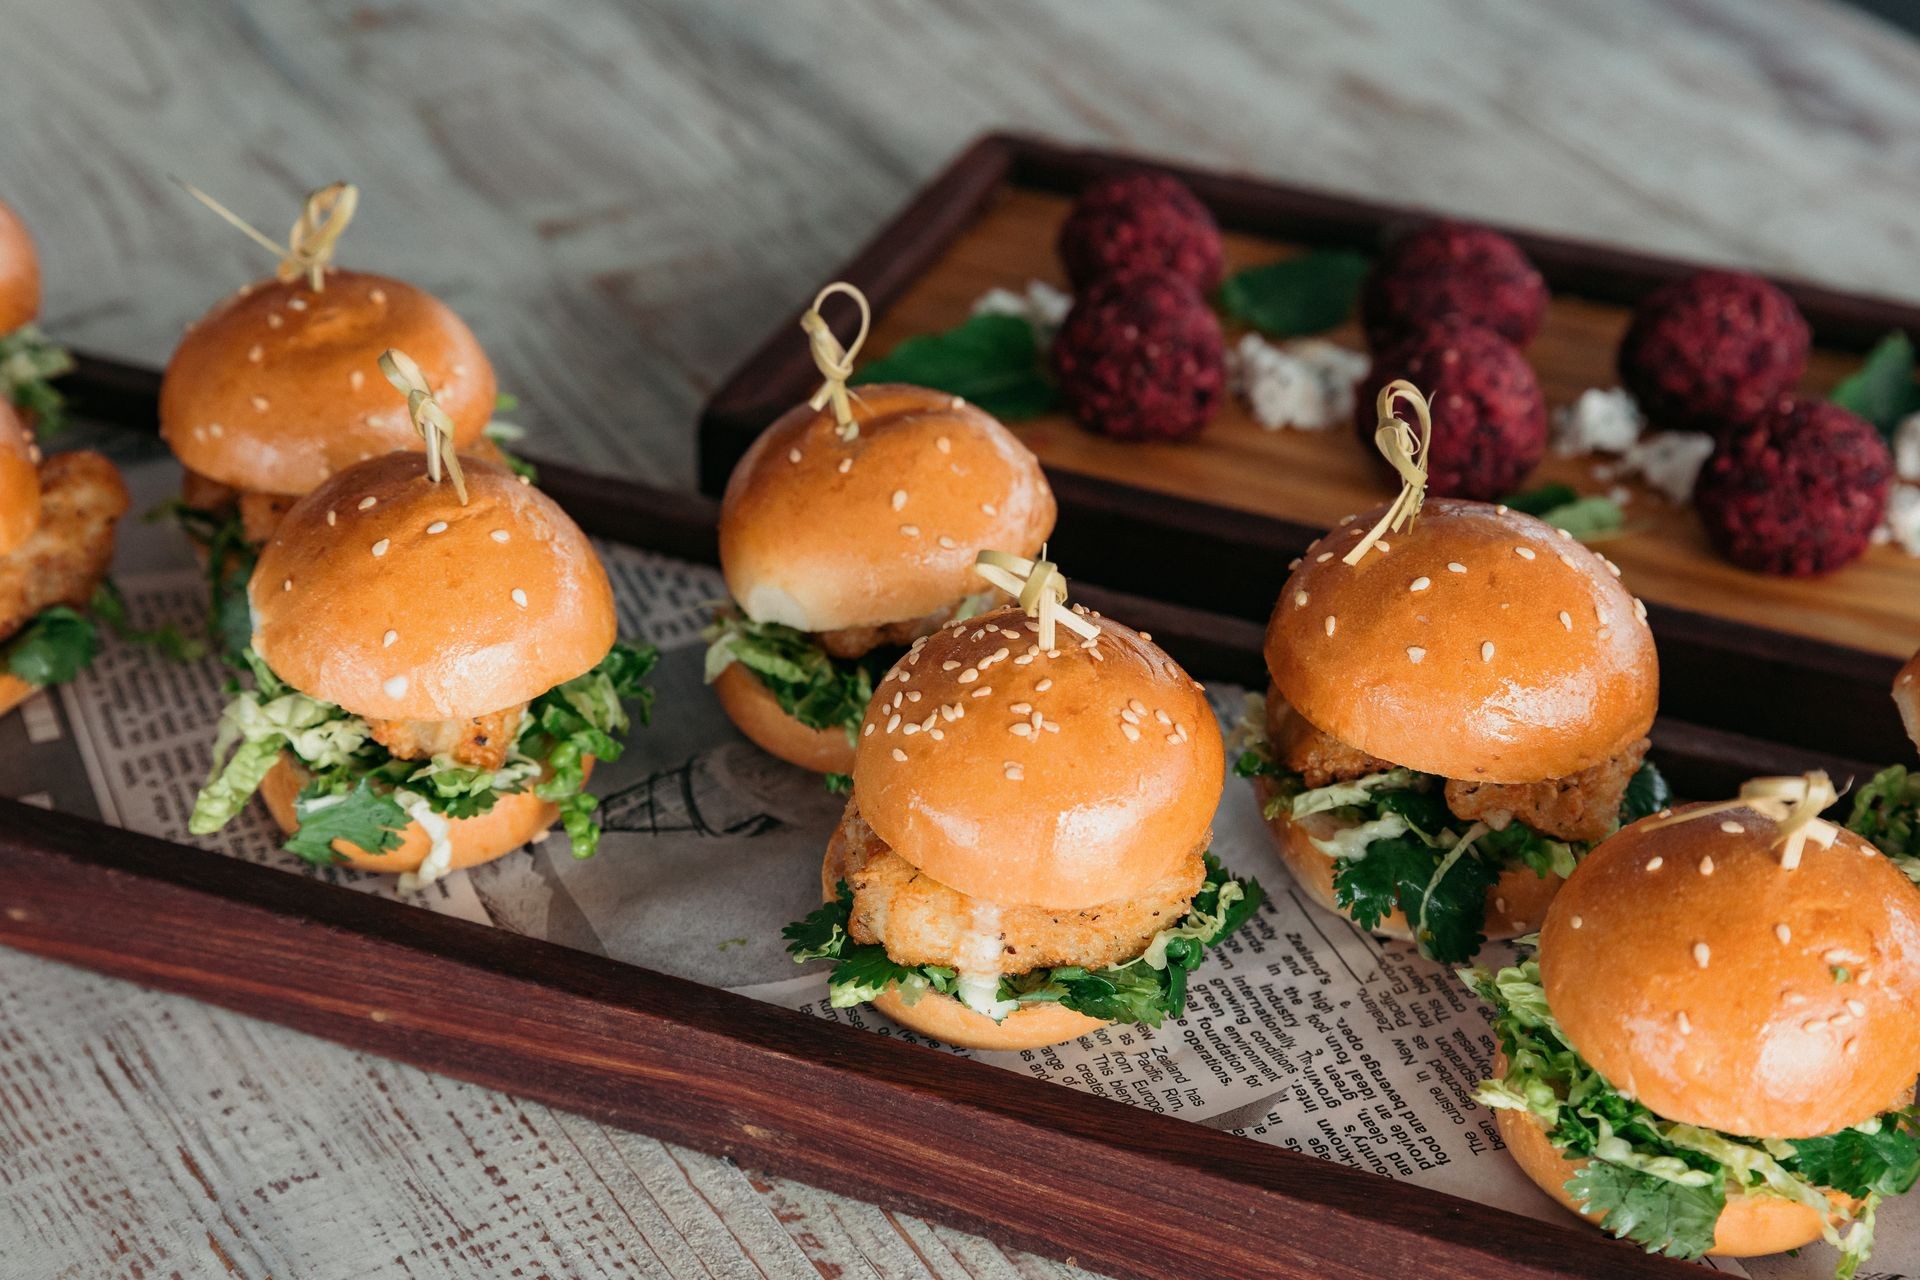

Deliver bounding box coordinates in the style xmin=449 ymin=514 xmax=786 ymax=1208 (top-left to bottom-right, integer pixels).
xmin=4 ymin=457 xmax=1903 ymax=1279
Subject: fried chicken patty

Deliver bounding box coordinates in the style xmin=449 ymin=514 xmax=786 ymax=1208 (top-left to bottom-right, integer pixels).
xmin=1265 ymin=686 xmax=1646 ymax=844
xmin=180 ymin=469 xmax=303 ymax=547
xmin=825 ymin=803 xmax=1208 ymax=975
xmin=0 ymin=451 xmax=129 ymax=642
xmin=814 ymin=601 xmax=968 ymax=661
xmin=365 ymin=703 xmax=529 ymax=771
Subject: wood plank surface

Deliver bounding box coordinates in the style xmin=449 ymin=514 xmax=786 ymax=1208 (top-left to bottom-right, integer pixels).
xmin=6 ymin=1 xmax=1920 ymax=1277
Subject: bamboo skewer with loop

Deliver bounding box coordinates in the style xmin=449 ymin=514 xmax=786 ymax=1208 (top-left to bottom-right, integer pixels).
xmin=800 ymin=282 xmax=871 ymax=441
xmin=1344 ymin=379 xmax=1434 ymax=566
xmin=974 ymin=550 xmax=1101 ymax=651
xmin=379 ymin=348 xmax=469 ymax=506
xmin=176 ymin=179 xmax=360 ymax=291
xmin=1639 ymin=771 xmax=1843 ymax=870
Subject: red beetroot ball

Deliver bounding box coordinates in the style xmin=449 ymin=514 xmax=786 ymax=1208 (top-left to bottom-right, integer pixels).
xmin=1051 ymin=271 xmax=1226 ymax=442
xmin=1057 ymin=171 xmax=1224 ymax=293
xmin=1360 ymin=221 xmax=1548 ymax=349
xmin=1356 ymin=322 xmax=1546 ymax=500
xmin=1618 ymin=270 xmax=1810 ymax=433
xmin=1693 ymin=395 xmax=1891 ymax=576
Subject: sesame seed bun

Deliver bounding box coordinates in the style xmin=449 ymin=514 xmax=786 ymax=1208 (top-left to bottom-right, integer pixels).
xmin=869 ymin=984 xmax=1109 ymax=1051
xmin=1254 ymin=776 xmax=1561 ymax=940
xmin=713 ymin=660 xmax=857 ymax=775
xmin=718 ymin=385 xmax=1054 ymax=633
xmin=1896 ymin=648 xmax=1920 ymax=755
xmin=260 ymin=754 xmax=573 ymax=875
xmin=852 ymin=604 xmax=1221 ymax=910
xmin=1493 ymin=1063 xmax=1844 ymax=1258
xmin=161 ymin=270 xmax=495 ymax=498
xmin=0 ymin=672 xmax=35 ymax=718
xmin=0 ymin=199 xmax=41 ymax=335
xmin=1265 ymin=499 xmax=1656 ymax=783
xmin=1541 ymin=803 xmax=1920 ymax=1139
xmin=0 ymin=402 xmax=40 ymax=556
xmin=250 ymin=452 xmax=615 ymax=720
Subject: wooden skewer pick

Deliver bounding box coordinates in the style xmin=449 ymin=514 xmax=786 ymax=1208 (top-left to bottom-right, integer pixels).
xmin=975 ymin=550 xmax=1100 ymax=651
xmin=176 ymin=179 xmax=360 ymax=292
xmin=379 ymin=348 xmax=469 ymax=505
xmin=1344 ymin=379 xmax=1433 ymax=565
xmin=800 ymin=282 xmax=871 ymax=440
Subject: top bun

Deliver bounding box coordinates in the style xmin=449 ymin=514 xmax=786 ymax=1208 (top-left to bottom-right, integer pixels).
xmin=1897 ymin=650 xmax=1920 ymax=755
xmin=251 ymin=453 xmax=615 ymax=720
xmin=161 ymin=270 xmax=496 ymax=497
xmin=0 ymin=403 xmax=39 ymax=556
xmin=1264 ymin=499 xmax=1656 ymax=782
xmin=719 ymin=385 xmax=1054 ymax=633
xmin=852 ymin=603 xmax=1222 ymax=909
xmin=0 ymin=199 xmax=41 ymax=334
xmin=1542 ymin=803 xmax=1920 ymax=1138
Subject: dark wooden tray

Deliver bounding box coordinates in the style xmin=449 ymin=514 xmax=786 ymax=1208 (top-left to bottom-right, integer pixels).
xmin=697 ymin=132 xmax=1915 ymax=766
xmin=0 ymin=357 xmax=1894 ymax=1280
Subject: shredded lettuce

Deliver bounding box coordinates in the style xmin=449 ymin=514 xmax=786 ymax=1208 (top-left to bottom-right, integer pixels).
xmin=148 ymin=500 xmax=257 ymax=662
xmin=1847 ymin=764 xmax=1920 ymax=884
xmin=190 ymin=644 xmax=656 ymax=868
xmin=703 ymin=612 xmax=875 ymax=745
xmin=784 ymin=854 xmax=1263 ymax=1027
xmin=484 ymin=403 xmax=537 ymax=482
xmin=1464 ymin=956 xmax=1918 ymax=1275
xmin=0 ymin=324 xmax=73 ymax=437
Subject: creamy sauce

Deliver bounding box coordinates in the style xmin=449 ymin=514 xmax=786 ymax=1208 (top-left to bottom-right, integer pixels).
xmin=953 ymin=902 xmax=1019 ymax=1021
xmin=395 ymin=791 xmax=454 ymax=892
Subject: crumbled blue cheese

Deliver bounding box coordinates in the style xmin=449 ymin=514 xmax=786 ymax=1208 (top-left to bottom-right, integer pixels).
xmin=1229 ymin=334 xmax=1370 ymax=431
xmin=1620 ymin=431 xmax=1715 ymax=504
xmin=971 ymin=280 xmax=1072 ymax=347
xmin=1551 ymin=388 xmax=1644 ymax=456
xmin=1894 ymin=413 xmax=1920 ymax=482
xmin=1879 ymin=485 xmax=1920 ymax=556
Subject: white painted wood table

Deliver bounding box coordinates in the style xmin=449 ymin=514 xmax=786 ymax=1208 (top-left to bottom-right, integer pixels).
xmin=5 ymin=1 xmax=1920 ymax=1275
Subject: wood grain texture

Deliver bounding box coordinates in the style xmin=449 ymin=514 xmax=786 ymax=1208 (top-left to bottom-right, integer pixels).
xmin=5 ymin=0 xmax=1920 ymax=1275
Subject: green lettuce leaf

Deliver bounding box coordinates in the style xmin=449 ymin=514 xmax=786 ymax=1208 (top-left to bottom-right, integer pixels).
xmin=1789 ymin=1115 xmax=1920 ymax=1200
xmin=1216 ymin=250 xmax=1371 ymax=338
xmin=704 ymin=613 xmax=873 ymax=744
xmin=0 ymin=324 xmax=74 ymax=437
xmin=786 ymin=854 xmax=1262 ymax=1027
xmin=3 ymin=605 xmax=99 ymax=686
xmin=1847 ymin=765 xmax=1920 ymax=884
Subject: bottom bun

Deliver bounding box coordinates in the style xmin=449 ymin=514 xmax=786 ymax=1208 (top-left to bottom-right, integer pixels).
xmin=1254 ymin=777 xmax=1562 ymax=941
xmin=714 ymin=660 xmax=856 ymax=775
xmin=1496 ymin=1097 xmax=1839 ymax=1258
xmin=0 ymin=672 xmax=36 ymax=719
xmin=261 ymin=755 xmax=577 ymax=876
xmin=871 ymin=986 xmax=1109 ymax=1052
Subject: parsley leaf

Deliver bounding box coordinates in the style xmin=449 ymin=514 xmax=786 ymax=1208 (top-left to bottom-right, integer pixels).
xmin=852 ymin=313 xmax=1057 ymax=419
xmin=284 ymin=776 xmax=410 ymax=866
xmin=1332 ymin=832 xmax=1495 ymax=963
xmin=824 ymin=772 xmax=853 ymax=795
xmin=1565 ymin=1162 xmax=1725 ymax=1260
xmin=1620 ymin=761 xmax=1673 ymax=825
xmin=1847 ymin=765 xmax=1920 ymax=883
xmin=1788 ymin=1115 xmax=1920 ymax=1200
xmin=3 ymin=606 xmax=99 ymax=686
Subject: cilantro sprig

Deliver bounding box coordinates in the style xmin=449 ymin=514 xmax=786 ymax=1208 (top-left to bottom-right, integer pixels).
xmin=784 ymin=854 xmax=1262 ymax=1028
xmin=1846 ymin=764 xmax=1920 ymax=884
xmin=0 ymin=324 xmax=74 ymax=438
xmin=149 ymin=499 xmax=257 ymax=663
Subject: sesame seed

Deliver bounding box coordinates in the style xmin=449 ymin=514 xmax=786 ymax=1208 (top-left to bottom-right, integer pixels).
xmin=490 ymin=530 xmax=510 ymax=544
xmin=208 ymin=423 xmax=224 ymax=438
xmin=1699 ymin=856 xmax=1714 ymax=876
xmin=902 ymin=723 xmax=919 ymax=736
xmin=891 ymin=490 xmax=907 ymax=511
xmin=511 ymin=589 xmax=528 ymax=608
xmin=350 ymin=369 xmax=364 ymax=390
xmin=369 ymin=288 xmax=387 ymax=304
xmin=1316 ymin=553 xmax=1333 ymax=563
xmin=1128 ymin=699 xmax=1147 ymax=714
xmin=1035 ymin=679 xmax=1052 ymax=692
xmin=1407 ymin=646 xmax=1426 ymax=664
xmin=1847 ymin=999 xmax=1866 ymax=1017
xmin=359 ymin=497 xmax=377 ymax=510
xmin=1570 ymin=915 xmax=1583 ymax=929
xmin=251 ymin=395 xmax=270 ymax=412
xmin=981 ymin=503 xmax=997 ymax=516
xmin=938 ymin=536 xmax=957 ymax=549
xmin=1409 ymin=576 xmax=1430 ymax=592
xmin=1010 ymin=723 xmax=1033 ymax=737
xmin=1676 ymin=1011 xmax=1691 ymax=1034
xmin=1719 ymin=820 xmax=1742 ymax=834
xmin=1004 ymin=763 xmax=1023 ymax=781
xmin=1515 ymin=547 xmax=1536 ymax=560
xmin=1605 ymin=559 xmax=1622 ymax=577
xmin=1324 ymin=615 xmax=1337 ymax=637
xmin=1155 ymin=710 xmax=1172 ymax=725
xmin=371 ymin=539 xmax=390 ymax=557
xmin=247 ymin=344 xmax=264 ymax=363
xmin=1295 ymin=590 xmax=1309 ymax=607
xmin=900 ymin=524 xmax=919 ymax=537
xmin=788 ymin=448 xmax=802 ymax=463
xmin=1802 ymin=1018 xmax=1823 ymax=1033
xmin=970 ymin=686 xmax=992 ymax=698
xmin=1447 ymin=562 xmax=1466 ymax=574
xmin=906 ymin=691 xmax=922 ymax=703
xmin=1494 ymin=897 xmax=1507 ymax=914
xmin=1775 ymin=923 xmax=1791 ymax=944
xmin=863 ymin=723 xmax=874 ymax=737
xmin=1824 ymin=948 xmax=1857 ymax=965
xmin=1010 ymin=702 xmax=1032 ymax=714
xmin=287 ymin=297 xmax=307 ymax=311
xmin=383 ymin=675 xmax=408 ymax=698
xmin=942 ymin=660 xmax=960 ymax=671
xmin=1557 ymin=610 xmax=1572 ymax=630
xmin=886 ymin=714 xmax=901 ymax=733
xmin=326 ymin=510 xmax=337 ymax=527
xmin=1340 ymin=513 xmax=1356 ymax=526
xmin=282 ymin=578 xmax=292 ymax=592
xmin=1480 ymin=641 xmax=1494 ymax=662
xmin=891 ymin=748 xmax=908 ymax=762
xmin=267 ymin=313 xmax=283 ymax=328
xmin=838 ymin=458 xmax=852 ymax=474
xmin=382 ymin=629 xmax=398 ymax=648
xmin=1165 ymin=733 xmax=1181 ymax=744
xmin=1692 ymin=942 xmax=1710 ymax=968
xmin=1495 ymin=504 xmax=1509 ymax=514
xmin=1846 ymin=1038 xmax=1858 ymax=1055
xmin=936 ymin=436 xmax=951 ymax=453
xmin=426 ymin=521 xmax=448 ymax=535
xmin=1375 ymin=541 xmax=1390 ymax=553
xmin=1121 ymin=709 xmax=1140 ymax=725
xmin=1657 ymin=808 xmax=1672 ymax=819
xmin=1121 ymin=722 xmax=1140 ymax=742
xmin=1646 ymin=857 xmax=1664 ymax=871
xmin=1634 ymin=598 xmax=1648 ymax=623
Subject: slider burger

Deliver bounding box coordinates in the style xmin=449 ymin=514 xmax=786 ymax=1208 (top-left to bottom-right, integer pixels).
xmin=1845 ymin=646 xmax=1920 ymax=883
xmin=0 ymin=405 xmax=130 ymax=716
xmin=160 ymin=183 xmax=509 ymax=655
xmin=0 ymin=197 xmax=75 ymax=432
xmin=1467 ymin=774 xmax=1920 ymax=1274
xmin=189 ymin=351 xmax=654 ymax=888
xmin=782 ymin=551 xmax=1260 ymax=1051
xmin=1238 ymin=380 xmax=1662 ymax=963
xmin=707 ymin=283 xmax=1054 ymax=778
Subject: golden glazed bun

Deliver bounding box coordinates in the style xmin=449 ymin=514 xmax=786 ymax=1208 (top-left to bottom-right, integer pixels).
xmin=261 ymin=755 xmax=572 ymax=875
xmin=1897 ymin=649 xmax=1920 ymax=753
xmin=1541 ymin=803 xmax=1920 ymax=1139
xmin=1264 ymin=499 xmax=1656 ymax=783
xmin=0 ymin=672 xmax=35 ymax=718
xmin=1495 ymin=1075 xmax=1840 ymax=1258
xmin=0 ymin=199 xmax=40 ymax=334
xmin=1254 ymin=777 xmax=1561 ymax=941
xmin=853 ymin=604 xmax=1222 ymax=910
xmin=712 ymin=661 xmax=857 ymax=775
xmin=161 ymin=270 xmax=495 ymax=497
xmin=719 ymin=385 xmax=1054 ymax=633
xmin=870 ymin=985 xmax=1108 ymax=1051
xmin=0 ymin=402 xmax=39 ymax=555
xmin=250 ymin=453 xmax=616 ymax=721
